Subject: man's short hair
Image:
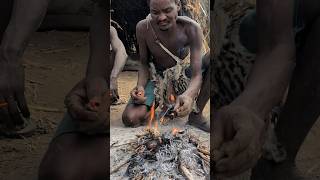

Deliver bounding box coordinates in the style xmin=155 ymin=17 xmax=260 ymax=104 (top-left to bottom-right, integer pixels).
xmin=147 ymin=0 xmax=180 ymax=6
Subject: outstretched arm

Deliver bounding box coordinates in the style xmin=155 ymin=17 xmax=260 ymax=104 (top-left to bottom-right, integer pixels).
xmin=65 ymin=2 xmax=108 ymax=131
xmin=174 ymin=22 xmax=203 ymax=117
xmin=0 ymin=0 xmax=51 ymax=126
xmin=110 ymin=26 xmax=128 ymax=85
xmin=233 ymin=0 xmax=296 ymax=118
xmin=213 ymin=0 xmax=296 ymax=177
xmin=85 ymin=3 xmax=108 ymax=99
xmin=136 ymin=21 xmax=150 ymax=88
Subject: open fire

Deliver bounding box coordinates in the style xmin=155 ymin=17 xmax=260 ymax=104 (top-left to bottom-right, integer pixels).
xmin=122 ymin=95 xmax=209 ymax=179
xmin=110 ymin=93 xmax=210 ymax=179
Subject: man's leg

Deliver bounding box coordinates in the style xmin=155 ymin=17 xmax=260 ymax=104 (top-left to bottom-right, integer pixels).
xmin=0 ymin=0 xmax=50 ymax=133
xmin=122 ymin=104 xmax=149 ymax=127
xmin=252 ymin=16 xmax=320 ymax=180
xmin=122 ymin=81 xmax=155 ymax=127
xmin=188 ymin=53 xmax=210 ymax=132
xmin=38 ymin=133 xmax=107 ymax=180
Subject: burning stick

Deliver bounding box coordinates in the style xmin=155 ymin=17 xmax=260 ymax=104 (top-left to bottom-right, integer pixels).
xmin=197 ymin=146 xmax=210 ymax=156
xmin=179 ymin=164 xmax=194 ymax=180
xmin=171 ymin=127 xmax=180 ymax=136
xmin=159 ymin=104 xmax=174 ymax=124
xmin=110 ymin=159 xmax=130 ymax=174
xmin=199 ymin=153 xmax=210 ymax=163
xmin=147 ymin=102 xmax=155 ymax=130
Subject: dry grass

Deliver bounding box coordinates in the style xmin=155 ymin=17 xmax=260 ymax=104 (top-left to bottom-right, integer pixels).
xmin=184 ymin=0 xmax=210 ymax=53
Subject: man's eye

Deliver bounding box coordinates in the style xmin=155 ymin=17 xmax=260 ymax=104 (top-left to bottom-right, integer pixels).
xmin=152 ymin=11 xmax=159 ymax=15
xmin=165 ymin=8 xmax=173 ymax=13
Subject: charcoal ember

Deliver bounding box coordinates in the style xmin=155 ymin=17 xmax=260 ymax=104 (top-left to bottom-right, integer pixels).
xmin=189 ymin=136 xmax=199 ymax=146
xmin=161 ymin=131 xmax=174 ymax=144
xmin=146 ymin=140 xmax=159 ymax=151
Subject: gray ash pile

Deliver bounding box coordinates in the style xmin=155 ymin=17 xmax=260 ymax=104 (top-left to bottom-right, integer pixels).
xmin=125 ymin=129 xmax=210 ymax=179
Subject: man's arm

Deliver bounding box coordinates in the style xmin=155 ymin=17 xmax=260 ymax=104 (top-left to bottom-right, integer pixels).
xmin=184 ymin=22 xmax=203 ymax=99
xmin=213 ymin=1 xmax=296 ymax=177
xmin=0 ymin=0 xmax=50 ymax=124
xmin=84 ymin=3 xmax=108 ymax=100
xmin=86 ymin=3 xmax=108 ymax=80
xmin=110 ymin=26 xmax=128 ymax=81
xmin=136 ymin=21 xmax=150 ymax=88
xmin=232 ymin=0 xmax=296 ymax=119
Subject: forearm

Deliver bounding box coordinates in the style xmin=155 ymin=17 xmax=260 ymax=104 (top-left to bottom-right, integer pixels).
xmin=137 ymin=65 xmax=149 ymax=88
xmin=110 ymin=51 xmax=128 ymax=79
xmin=233 ymin=45 xmax=295 ymax=118
xmin=0 ymin=0 xmax=50 ymax=63
xmin=86 ymin=4 xmax=108 ymax=79
xmin=184 ymin=74 xmax=202 ymax=99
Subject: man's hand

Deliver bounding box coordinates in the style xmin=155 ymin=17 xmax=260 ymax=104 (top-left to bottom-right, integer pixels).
xmin=213 ymin=105 xmax=268 ymax=178
xmin=110 ymin=77 xmax=119 ymax=104
xmin=130 ymin=86 xmax=146 ymax=104
xmin=0 ymin=61 xmax=29 ymax=127
xmin=173 ymin=94 xmax=193 ymax=117
xmin=65 ymin=78 xmax=108 ymax=134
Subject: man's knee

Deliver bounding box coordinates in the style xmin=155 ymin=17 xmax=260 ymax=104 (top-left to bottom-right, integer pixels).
xmin=122 ymin=106 xmax=147 ymax=127
xmin=39 ymin=134 xmax=106 ymax=180
xmin=122 ymin=111 xmax=141 ymax=127
xmin=39 ymin=145 xmax=80 ymax=180
xmin=39 ymin=162 xmax=79 ymax=180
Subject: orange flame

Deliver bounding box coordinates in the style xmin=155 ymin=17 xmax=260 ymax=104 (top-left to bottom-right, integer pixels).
xmin=169 ymin=94 xmax=175 ymax=102
xmin=148 ymin=102 xmax=155 ymax=129
xmin=154 ymin=120 xmax=158 ymax=132
xmin=172 ymin=128 xmax=180 ymax=136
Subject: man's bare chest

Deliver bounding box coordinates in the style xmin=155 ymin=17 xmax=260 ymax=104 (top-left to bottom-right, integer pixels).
xmin=145 ymin=31 xmax=190 ymax=67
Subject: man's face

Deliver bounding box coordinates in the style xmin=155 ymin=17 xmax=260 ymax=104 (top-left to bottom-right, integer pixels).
xmin=149 ymin=0 xmax=180 ymax=31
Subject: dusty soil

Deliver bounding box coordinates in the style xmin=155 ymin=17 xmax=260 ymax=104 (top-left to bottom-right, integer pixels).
xmin=0 ymin=31 xmax=319 ymax=180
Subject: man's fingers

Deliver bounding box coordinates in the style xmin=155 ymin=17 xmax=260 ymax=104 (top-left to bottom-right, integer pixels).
xmin=0 ymin=98 xmax=14 ymax=129
xmin=213 ymin=149 xmax=225 ymax=162
xmin=68 ymin=101 xmax=98 ymax=121
xmin=88 ymin=96 xmax=102 ymax=111
xmin=5 ymin=95 xmax=24 ymax=125
xmin=173 ymin=98 xmax=181 ymax=112
xmin=177 ymin=106 xmax=189 ymax=117
xmin=212 ymin=113 xmax=225 ymax=150
xmin=66 ymin=86 xmax=99 ymax=121
xmin=215 ymin=145 xmax=261 ymax=177
xmin=15 ymin=93 xmax=30 ymax=118
xmin=131 ymin=90 xmax=139 ymax=99
xmin=219 ymin=123 xmax=253 ymax=158
xmin=68 ymin=100 xmax=99 ymax=121
xmin=178 ymin=103 xmax=188 ymax=112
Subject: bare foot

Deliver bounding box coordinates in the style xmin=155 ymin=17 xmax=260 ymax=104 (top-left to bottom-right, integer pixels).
xmin=0 ymin=117 xmax=36 ymax=138
xmin=187 ymin=112 xmax=210 ymax=132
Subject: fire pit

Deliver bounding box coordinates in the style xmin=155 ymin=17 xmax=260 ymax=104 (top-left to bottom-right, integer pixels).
xmin=111 ymin=128 xmax=210 ymax=179
xmin=110 ymin=94 xmax=210 ymax=179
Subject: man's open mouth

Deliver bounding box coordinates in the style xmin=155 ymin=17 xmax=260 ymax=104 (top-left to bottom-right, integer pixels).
xmin=158 ymin=22 xmax=169 ymax=26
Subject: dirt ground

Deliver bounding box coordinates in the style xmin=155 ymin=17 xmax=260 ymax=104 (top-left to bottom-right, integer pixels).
xmin=0 ymin=31 xmax=320 ymax=180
